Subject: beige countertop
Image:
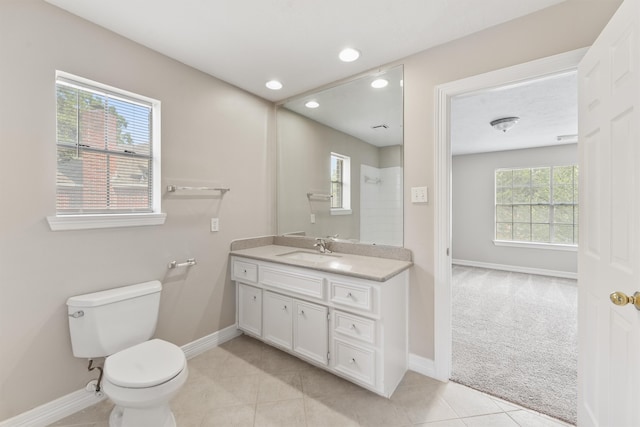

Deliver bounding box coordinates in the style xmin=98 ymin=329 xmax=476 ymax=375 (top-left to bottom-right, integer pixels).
xmin=230 ymin=244 xmax=412 ymax=282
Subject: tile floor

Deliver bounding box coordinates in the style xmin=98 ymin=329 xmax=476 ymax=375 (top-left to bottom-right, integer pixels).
xmin=52 ymin=335 xmax=574 ymax=427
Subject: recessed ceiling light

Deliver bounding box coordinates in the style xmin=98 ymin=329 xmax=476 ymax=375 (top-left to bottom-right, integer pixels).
xmin=265 ymin=80 xmax=283 ymax=90
xmin=339 ymin=48 xmax=360 ymax=62
xmin=371 ymin=78 xmax=388 ymax=89
xmin=305 ymin=101 xmax=320 ymax=109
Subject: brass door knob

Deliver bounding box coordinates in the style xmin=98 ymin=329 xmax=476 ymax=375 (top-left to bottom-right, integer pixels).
xmin=609 ymin=291 xmax=640 ymax=311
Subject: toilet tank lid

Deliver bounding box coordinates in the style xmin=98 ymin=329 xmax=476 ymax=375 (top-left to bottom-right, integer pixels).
xmin=67 ymin=281 xmax=162 ymax=308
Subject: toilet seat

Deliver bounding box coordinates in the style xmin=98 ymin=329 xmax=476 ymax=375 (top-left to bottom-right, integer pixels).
xmin=105 ymin=339 xmax=186 ymax=388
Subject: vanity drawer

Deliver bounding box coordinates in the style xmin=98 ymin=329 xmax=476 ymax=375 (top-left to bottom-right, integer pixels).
xmin=233 ymin=259 xmax=258 ymax=283
xmin=260 ymin=266 xmax=325 ymax=301
xmin=330 ymin=280 xmax=373 ymax=313
xmin=333 ymin=339 xmax=375 ymax=387
xmin=334 ymin=311 xmax=376 ymax=345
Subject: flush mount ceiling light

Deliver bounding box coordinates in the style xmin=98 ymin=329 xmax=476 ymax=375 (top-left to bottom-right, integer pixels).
xmin=339 ymin=47 xmax=360 ymax=62
xmin=265 ymin=80 xmax=283 ymax=90
xmin=371 ymin=78 xmax=388 ymax=89
xmin=305 ymin=100 xmax=320 ymax=109
xmin=490 ymin=117 xmax=520 ymax=132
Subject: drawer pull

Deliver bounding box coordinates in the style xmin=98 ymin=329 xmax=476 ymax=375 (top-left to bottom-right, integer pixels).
xmin=350 ymin=324 xmax=357 ymax=330
xmin=283 ymin=305 xmax=288 ymax=310
xmin=347 ymin=292 xmax=353 ymax=298
xmin=349 ymin=358 xmax=356 ymax=364
xmin=299 ymin=309 xmax=305 ymax=315
xmin=243 ymin=269 xmax=247 ymax=273
xmin=252 ymin=295 xmax=257 ymax=301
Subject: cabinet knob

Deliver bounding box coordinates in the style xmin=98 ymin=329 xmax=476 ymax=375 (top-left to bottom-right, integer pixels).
xmin=253 ymin=295 xmax=257 ymax=301
xmin=347 ymin=292 xmax=353 ymax=298
xmin=299 ymin=310 xmax=305 ymax=315
xmin=243 ymin=269 xmax=247 ymax=273
xmin=350 ymin=324 xmax=356 ymax=330
xmin=283 ymin=305 xmax=287 ymax=310
xmin=349 ymin=358 xmax=356 ymax=364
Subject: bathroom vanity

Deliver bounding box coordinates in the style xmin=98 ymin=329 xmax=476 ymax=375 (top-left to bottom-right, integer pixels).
xmin=230 ymin=238 xmax=411 ymax=397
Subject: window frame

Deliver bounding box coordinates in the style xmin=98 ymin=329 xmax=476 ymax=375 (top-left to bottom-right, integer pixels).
xmin=47 ymin=71 xmax=165 ymax=231
xmin=330 ymin=152 xmax=352 ymax=215
xmin=493 ymin=165 xmax=578 ymax=250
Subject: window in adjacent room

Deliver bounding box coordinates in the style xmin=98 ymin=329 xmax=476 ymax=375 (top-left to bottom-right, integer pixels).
xmin=495 ymin=165 xmax=578 ymax=247
xmin=48 ymin=71 xmax=165 ymax=230
xmin=330 ymin=152 xmax=351 ymax=215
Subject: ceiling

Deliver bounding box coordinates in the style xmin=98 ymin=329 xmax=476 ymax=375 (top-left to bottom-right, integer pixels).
xmin=283 ymin=66 xmax=403 ymax=147
xmin=451 ymin=71 xmax=577 ymax=155
xmin=45 ymin=0 xmax=564 ymax=102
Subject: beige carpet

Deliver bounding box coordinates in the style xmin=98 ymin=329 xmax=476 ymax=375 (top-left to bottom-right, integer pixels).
xmin=451 ymin=265 xmax=577 ymax=425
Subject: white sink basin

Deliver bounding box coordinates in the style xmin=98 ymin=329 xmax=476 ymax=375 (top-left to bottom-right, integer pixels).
xmin=278 ymin=250 xmax=341 ymax=263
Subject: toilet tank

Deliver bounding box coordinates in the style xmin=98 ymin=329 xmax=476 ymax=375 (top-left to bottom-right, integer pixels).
xmin=67 ymin=281 xmax=162 ymax=358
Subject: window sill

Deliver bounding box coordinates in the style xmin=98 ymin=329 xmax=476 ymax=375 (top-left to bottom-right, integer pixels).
xmin=47 ymin=213 xmax=167 ymax=231
xmin=330 ymin=208 xmax=352 ymax=216
xmin=493 ymin=240 xmax=578 ymax=252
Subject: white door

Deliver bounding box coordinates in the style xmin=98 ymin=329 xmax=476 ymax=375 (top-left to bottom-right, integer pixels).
xmin=293 ymin=300 xmax=328 ymax=365
xmin=578 ymin=0 xmax=640 ymax=425
xmin=238 ymin=283 xmax=262 ymax=337
xmin=263 ymin=291 xmax=293 ymax=350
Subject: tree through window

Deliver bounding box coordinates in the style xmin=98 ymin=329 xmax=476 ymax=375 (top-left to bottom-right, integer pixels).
xmin=55 ymin=73 xmax=159 ymax=215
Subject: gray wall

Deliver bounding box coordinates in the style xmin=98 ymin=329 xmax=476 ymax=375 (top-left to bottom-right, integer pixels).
xmin=379 ymin=145 xmax=403 ymax=169
xmin=0 ymin=0 xmax=274 ymax=419
xmin=397 ymin=0 xmax=619 ymax=358
xmin=452 ymin=144 xmax=578 ymax=274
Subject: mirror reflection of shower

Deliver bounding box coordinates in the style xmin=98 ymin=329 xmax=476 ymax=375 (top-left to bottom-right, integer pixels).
xmin=276 ymin=65 xmax=404 ymax=247
xmin=360 ymin=164 xmax=403 ymax=246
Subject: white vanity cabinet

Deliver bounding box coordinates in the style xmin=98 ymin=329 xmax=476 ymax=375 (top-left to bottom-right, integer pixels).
xmin=262 ymin=291 xmax=293 ymax=349
xmin=293 ymin=300 xmax=328 ymax=365
xmin=260 ymin=291 xmax=329 ymax=365
xmin=237 ymin=283 xmax=262 ymax=337
xmin=231 ymin=254 xmax=408 ymax=398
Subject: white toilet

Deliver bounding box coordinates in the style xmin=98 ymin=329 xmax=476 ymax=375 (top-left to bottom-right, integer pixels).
xmin=67 ymin=280 xmax=188 ymax=427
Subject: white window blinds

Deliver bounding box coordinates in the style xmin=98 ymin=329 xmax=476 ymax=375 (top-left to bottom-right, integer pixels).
xmin=55 ymin=76 xmax=154 ymax=215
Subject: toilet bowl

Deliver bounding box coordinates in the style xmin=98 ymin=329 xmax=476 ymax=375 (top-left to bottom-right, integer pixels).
xmin=66 ymin=281 xmax=188 ymax=427
xmin=102 ymin=339 xmax=188 ymax=427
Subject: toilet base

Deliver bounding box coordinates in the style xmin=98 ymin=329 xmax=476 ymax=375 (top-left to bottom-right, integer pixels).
xmin=109 ymin=404 xmax=176 ymax=427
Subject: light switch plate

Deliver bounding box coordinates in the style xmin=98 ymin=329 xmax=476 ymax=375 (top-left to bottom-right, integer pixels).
xmin=210 ymin=218 xmax=219 ymax=232
xmin=411 ymin=187 xmax=428 ymax=204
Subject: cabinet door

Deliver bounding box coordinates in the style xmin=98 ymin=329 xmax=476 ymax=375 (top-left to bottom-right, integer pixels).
xmin=238 ymin=283 xmax=262 ymax=337
xmin=293 ymin=300 xmax=328 ymax=365
xmin=263 ymin=291 xmax=293 ymax=350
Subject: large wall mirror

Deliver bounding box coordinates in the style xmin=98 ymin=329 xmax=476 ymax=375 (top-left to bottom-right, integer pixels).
xmin=276 ymin=65 xmax=403 ymax=246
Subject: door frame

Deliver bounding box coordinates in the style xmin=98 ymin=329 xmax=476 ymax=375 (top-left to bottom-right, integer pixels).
xmin=432 ymin=47 xmax=588 ymax=380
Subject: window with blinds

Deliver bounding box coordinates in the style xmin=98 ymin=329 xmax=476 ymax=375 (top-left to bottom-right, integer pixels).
xmin=330 ymin=152 xmax=351 ymax=214
xmin=55 ymin=73 xmax=159 ymax=215
xmin=331 ymin=154 xmax=344 ymax=209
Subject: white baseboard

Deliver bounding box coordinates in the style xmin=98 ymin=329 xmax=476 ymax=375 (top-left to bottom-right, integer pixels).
xmin=182 ymin=324 xmax=242 ymax=359
xmin=0 ymin=389 xmax=106 ymax=427
xmin=408 ymin=353 xmax=437 ymax=378
xmin=452 ymin=259 xmax=577 ymax=280
xmin=0 ymin=325 xmax=241 ymax=427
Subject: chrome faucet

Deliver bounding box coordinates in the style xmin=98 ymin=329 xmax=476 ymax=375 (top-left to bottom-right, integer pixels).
xmin=314 ymin=238 xmax=332 ymax=253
